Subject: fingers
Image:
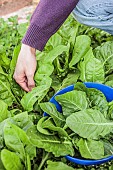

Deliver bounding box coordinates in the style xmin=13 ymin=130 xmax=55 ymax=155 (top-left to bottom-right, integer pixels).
xmin=18 ymin=81 xmax=30 ymax=92
xmin=13 ymin=74 xmax=30 ymax=92
xmin=26 ymin=74 xmax=35 ymax=91
xmin=13 ymin=72 xmax=35 ymax=92
xmin=13 ymin=44 xmax=37 ymax=92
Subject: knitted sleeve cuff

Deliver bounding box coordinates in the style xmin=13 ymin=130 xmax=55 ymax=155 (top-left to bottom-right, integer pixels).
xmin=22 ymin=23 xmax=51 ymax=51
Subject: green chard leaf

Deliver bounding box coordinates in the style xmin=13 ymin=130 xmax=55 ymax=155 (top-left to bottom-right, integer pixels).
xmin=108 ymin=101 xmax=113 ymax=119
xmin=35 ymin=62 xmax=53 ymax=86
xmin=25 ymin=145 xmax=36 ymax=160
xmin=1 ymin=149 xmax=23 ymax=170
xmin=60 ymin=72 xmax=80 ymax=90
xmin=0 ymin=73 xmax=15 ymax=106
xmin=78 ymin=48 xmax=104 ymax=83
xmin=66 ymin=109 xmax=113 ymax=139
xmin=0 ymin=153 xmax=5 ymax=170
xmin=41 ymin=118 xmax=69 ymax=139
xmin=11 ymin=111 xmax=33 ymax=131
xmin=0 ymin=100 xmax=9 ymax=122
xmin=94 ymin=41 xmax=113 ymax=74
xmin=39 ymin=45 xmax=68 ymax=64
xmin=37 ymin=117 xmax=54 ymax=135
xmin=102 ymin=140 xmax=113 ymax=156
xmin=21 ymin=85 xmax=50 ymax=112
xmin=46 ymin=33 xmax=62 ymax=48
xmin=69 ymin=35 xmax=91 ymax=67
xmin=74 ymin=82 xmax=87 ymax=92
xmin=86 ymin=88 xmax=108 ymax=116
xmin=105 ymin=80 xmax=113 ymax=88
xmin=40 ymin=102 xmax=65 ymax=127
xmin=55 ymin=90 xmax=88 ymax=117
xmin=77 ymin=138 xmax=104 ymax=159
xmin=45 ymin=160 xmax=74 ymax=170
xmin=3 ymin=122 xmax=30 ymax=161
xmin=35 ymin=45 xmax=68 ymax=87
xmin=27 ymin=126 xmax=74 ymax=157
xmin=9 ymin=45 xmax=21 ymax=79
xmin=0 ymin=53 xmax=10 ymax=70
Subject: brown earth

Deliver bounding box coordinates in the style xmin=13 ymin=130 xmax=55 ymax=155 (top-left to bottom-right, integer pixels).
xmin=0 ymin=0 xmax=32 ymax=16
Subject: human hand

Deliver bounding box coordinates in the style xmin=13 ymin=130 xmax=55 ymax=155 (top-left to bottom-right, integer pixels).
xmin=13 ymin=44 xmax=37 ymax=92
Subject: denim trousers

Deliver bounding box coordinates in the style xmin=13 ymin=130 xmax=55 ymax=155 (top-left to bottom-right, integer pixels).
xmin=72 ymin=0 xmax=113 ymax=34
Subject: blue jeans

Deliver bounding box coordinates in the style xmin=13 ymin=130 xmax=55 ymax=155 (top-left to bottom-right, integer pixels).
xmin=72 ymin=0 xmax=113 ymax=34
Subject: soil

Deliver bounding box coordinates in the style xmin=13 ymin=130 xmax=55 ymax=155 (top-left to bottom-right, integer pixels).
xmin=0 ymin=0 xmax=32 ymax=16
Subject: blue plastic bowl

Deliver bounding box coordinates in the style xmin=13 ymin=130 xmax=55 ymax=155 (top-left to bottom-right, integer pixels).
xmin=44 ymin=82 xmax=113 ymax=166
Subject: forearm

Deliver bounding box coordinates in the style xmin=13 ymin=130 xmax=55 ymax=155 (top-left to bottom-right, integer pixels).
xmin=22 ymin=0 xmax=79 ymax=51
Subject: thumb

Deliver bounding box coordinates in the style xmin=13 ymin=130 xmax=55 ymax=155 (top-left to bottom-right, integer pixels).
xmin=27 ymin=74 xmax=35 ymax=91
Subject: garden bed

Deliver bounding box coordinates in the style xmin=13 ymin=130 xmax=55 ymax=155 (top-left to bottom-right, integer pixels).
xmin=1 ymin=12 xmax=113 ymax=170
xmin=0 ymin=0 xmax=32 ymax=16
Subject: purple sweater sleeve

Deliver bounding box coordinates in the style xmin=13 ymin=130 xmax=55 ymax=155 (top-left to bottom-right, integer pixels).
xmin=22 ymin=0 xmax=79 ymax=51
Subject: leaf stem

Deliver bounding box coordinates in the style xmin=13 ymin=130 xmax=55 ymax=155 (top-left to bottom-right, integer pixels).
xmin=63 ymin=124 xmax=68 ymax=130
xmin=37 ymin=151 xmax=50 ymax=170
